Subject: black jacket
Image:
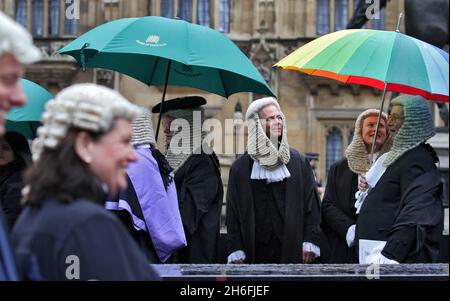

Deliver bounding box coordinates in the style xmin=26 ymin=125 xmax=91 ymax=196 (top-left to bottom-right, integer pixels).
xmin=356 ymin=144 xmax=443 ymax=263
xmin=12 ymin=199 xmax=160 ymax=280
xmin=0 ymin=161 xmax=26 ymax=229
xmin=321 ymin=158 xmax=358 ymax=263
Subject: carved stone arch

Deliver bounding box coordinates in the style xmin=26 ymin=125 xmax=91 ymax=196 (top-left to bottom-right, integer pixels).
xmin=250 ymin=26 xmax=277 ymax=87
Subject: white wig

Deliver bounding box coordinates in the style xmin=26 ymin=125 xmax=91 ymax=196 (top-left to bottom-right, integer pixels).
xmin=32 ymin=83 xmax=140 ymax=161
xmin=0 ymin=11 xmax=41 ymax=64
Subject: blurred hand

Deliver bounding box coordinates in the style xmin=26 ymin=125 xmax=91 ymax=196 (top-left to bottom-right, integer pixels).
xmin=229 ymin=259 xmax=245 ymax=264
xmin=358 ymin=176 xmax=368 ymax=192
xmin=302 ymin=251 xmax=316 ymax=264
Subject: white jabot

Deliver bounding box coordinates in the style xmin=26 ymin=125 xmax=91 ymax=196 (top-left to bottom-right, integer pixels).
xmin=250 ymin=160 xmax=291 ymax=183
xmin=354 ymin=152 xmax=389 ymax=214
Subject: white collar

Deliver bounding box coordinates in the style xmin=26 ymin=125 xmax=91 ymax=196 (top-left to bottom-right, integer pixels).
xmin=250 ymin=160 xmax=291 ymax=183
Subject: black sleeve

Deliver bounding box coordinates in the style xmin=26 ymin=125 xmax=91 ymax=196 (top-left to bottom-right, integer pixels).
xmin=225 ymin=165 xmax=245 ymax=255
xmin=321 ymin=163 xmax=355 ymax=239
xmin=382 ymin=163 xmax=434 ymax=262
xmin=180 ymin=156 xmax=220 ymax=235
xmin=58 ymin=214 xmax=160 ymax=281
xmin=301 ymin=158 xmax=321 ymax=246
xmin=0 ymin=174 xmax=24 ymax=229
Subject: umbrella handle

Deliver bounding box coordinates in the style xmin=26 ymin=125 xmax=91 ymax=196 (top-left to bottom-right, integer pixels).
xmin=80 ymin=43 xmax=89 ymax=72
xmin=369 ymin=84 xmax=388 ymax=164
xmin=155 ymin=59 xmax=172 ymax=142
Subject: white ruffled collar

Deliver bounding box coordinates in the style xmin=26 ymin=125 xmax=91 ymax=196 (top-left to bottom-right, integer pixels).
xmin=250 ymin=160 xmax=291 ymax=183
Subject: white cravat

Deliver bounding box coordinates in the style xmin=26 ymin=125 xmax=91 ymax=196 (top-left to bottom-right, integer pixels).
xmin=250 ymin=160 xmax=291 ymax=183
xmin=354 ymin=152 xmax=389 ymax=214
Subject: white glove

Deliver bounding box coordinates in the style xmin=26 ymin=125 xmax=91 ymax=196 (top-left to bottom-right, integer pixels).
xmin=227 ymin=250 xmax=246 ymax=264
xmin=346 ymin=224 xmax=356 ymax=247
xmin=303 ymin=242 xmax=320 ymax=258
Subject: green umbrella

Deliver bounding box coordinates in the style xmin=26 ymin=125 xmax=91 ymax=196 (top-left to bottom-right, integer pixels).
xmin=5 ymin=79 xmax=53 ymax=139
xmin=58 ymin=16 xmax=275 ymax=139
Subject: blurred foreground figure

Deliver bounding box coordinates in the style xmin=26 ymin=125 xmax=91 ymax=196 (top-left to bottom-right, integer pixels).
xmin=0 ymin=10 xmax=40 ymax=281
xmin=12 ymin=84 xmax=160 ymax=280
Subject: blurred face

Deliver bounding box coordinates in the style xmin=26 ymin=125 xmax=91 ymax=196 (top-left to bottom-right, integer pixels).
xmin=162 ymin=115 xmax=175 ymax=146
xmin=88 ymin=119 xmax=136 ymax=197
xmin=0 ymin=138 xmax=14 ymax=166
xmin=0 ymin=54 xmax=26 ymax=136
xmin=387 ymin=105 xmax=404 ymax=137
xmin=361 ymin=115 xmax=388 ymax=153
xmin=309 ymin=159 xmax=318 ymax=170
xmin=259 ymin=105 xmax=283 ymax=140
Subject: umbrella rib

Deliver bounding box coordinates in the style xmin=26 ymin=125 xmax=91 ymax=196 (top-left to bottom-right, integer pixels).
xmin=217 ymin=69 xmax=229 ymax=98
xmin=147 ymin=56 xmax=160 ymax=86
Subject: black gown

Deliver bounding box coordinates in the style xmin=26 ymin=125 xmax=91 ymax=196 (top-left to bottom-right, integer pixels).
xmin=226 ymin=149 xmax=321 ymax=263
xmin=321 ymin=158 xmax=358 ymax=263
xmin=171 ymin=152 xmax=223 ymax=264
xmin=356 ymin=144 xmax=443 ymax=263
xmin=12 ymin=199 xmax=160 ymax=280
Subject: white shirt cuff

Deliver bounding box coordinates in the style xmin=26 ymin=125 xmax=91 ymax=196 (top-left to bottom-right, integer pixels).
xmin=227 ymin=250 xmax=246 ymax=264
xmin=303 ymin=242 xmax=320 ymax=258
xmin=346 ymin=224 xmax=356 ymax=247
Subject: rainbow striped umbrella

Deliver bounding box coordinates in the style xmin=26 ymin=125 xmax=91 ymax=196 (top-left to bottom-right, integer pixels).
xmin=275 ymin=29 xmax=449 ymax=102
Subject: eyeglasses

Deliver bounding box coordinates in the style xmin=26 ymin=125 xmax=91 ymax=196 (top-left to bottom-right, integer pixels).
xmin=388 ymin=114 xmax=404 ymax=122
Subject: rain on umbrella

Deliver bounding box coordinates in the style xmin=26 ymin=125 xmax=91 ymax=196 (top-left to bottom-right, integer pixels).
xmin=275 ymin=25 xmax=449 ymax=163
xmin=58 ymin=16 xmax=275 ymax=140
xmin=6 ymin=79 xmax=53 ymax=139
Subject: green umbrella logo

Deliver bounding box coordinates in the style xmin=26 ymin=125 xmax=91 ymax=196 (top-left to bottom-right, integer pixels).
xmin=136 ymin=34 xmax=167 ymax=47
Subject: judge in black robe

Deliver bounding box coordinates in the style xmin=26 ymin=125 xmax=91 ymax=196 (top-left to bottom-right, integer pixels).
xmin=226 ymin=149 xmax=321 ymax=263
xmin=356 ymin=144 xmax=443 ymax=262
xmin=356 ymin=95 xmax=443 ymax=263
xmin=321 ymin=158 xmax=358 ymax=263
xmin=171 ymin=151 xmax=223 ymax=263
xmin=153 ymin=96 xmax=223 ymax=264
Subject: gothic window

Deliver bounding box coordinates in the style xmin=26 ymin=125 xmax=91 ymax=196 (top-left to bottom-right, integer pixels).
xmin=15 ymin=0 xmax=27 ymax=27
xmin=178 ymin=0 xmax=193 ymax=22
xmin=64 ymin=0 xmax=78 ymax=36
xmin=32 ymin=0 xmax=44 ymax=37
xmin=218 ymin=0 xmax=230 ymax=33
xmin=161 ymin=0 xmax=174 ymax=18
xmin=15 ymin=0 xmax=78 ymax=37
xmin=348 ymin=127 xmax=354 ymax=144
xmin=197 ymin=0 xmax=210 ymax=27
xmin=335 ymin=0 xmax=348 ymax=31
xmin=49 ymin=0 xmax=60 ymax=36
xmin=326 ymin=127 xmax=343 ymax=172
xmin=371 ymin=7 xmax=386 ymax=30
xmin=316 ymin=0 xmax=330 ymax=35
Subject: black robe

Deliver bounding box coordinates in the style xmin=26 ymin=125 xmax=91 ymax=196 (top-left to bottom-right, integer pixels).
xmin=226 ymin=149 xmax=321 ymax=263
xmin=12 ymin=199 xmax=160 ymax=280
xmin=356 ymin=144 xmax=443 ymax=263
xmin=171 ymin=152 xmax=223 ymax=263
xmin=321 ymin=158 xmax=358 ymax=263
xmin=0 ymin=206 xmax=18 ymax=280
xmin=0 ymin=160 xmax=26 ymax=229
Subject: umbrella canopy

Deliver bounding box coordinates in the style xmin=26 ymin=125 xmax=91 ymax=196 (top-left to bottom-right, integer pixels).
xmin=5 ymin=79 xmax=53 ymax=139
xmin=275 ymin=29 xmax=449 ymax=102
xmin=58 ymin=16 xmax=275 ymax=98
